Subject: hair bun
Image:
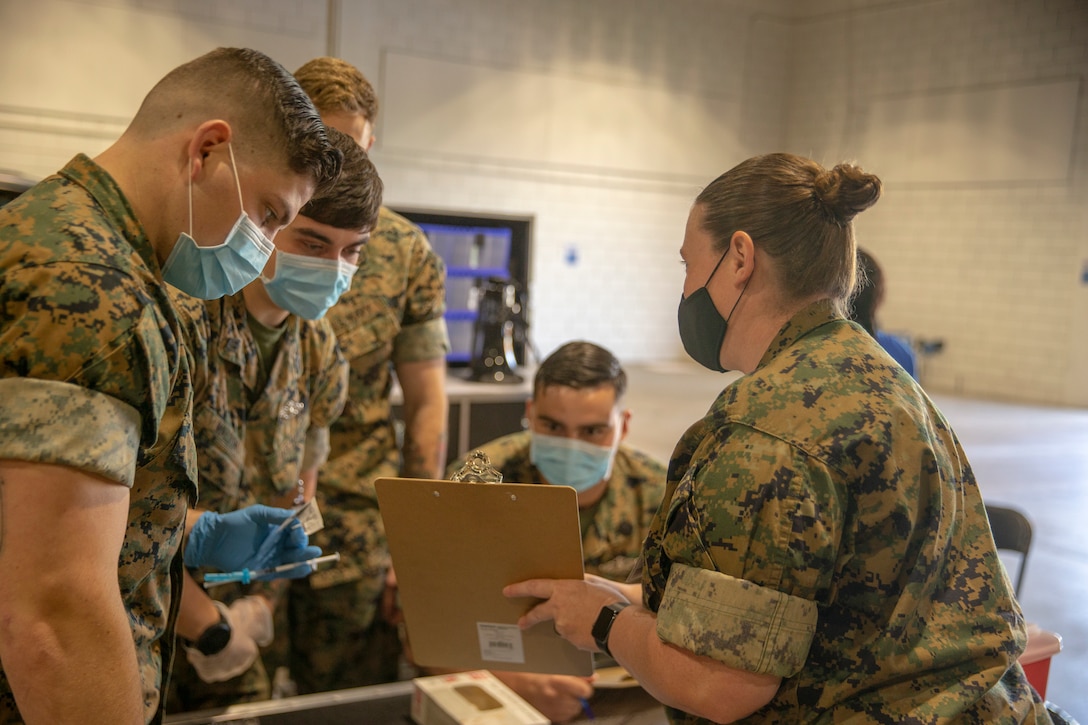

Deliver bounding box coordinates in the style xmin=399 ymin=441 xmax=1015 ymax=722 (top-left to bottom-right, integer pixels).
xmin=813 ymin=163 xmax=883 ymax=223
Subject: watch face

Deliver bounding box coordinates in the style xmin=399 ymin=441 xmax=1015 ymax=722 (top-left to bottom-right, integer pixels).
xmin=196 ymin=622 xmax=232 ymax=656
xmin=592 ymin=605 xmax=618 ymax=647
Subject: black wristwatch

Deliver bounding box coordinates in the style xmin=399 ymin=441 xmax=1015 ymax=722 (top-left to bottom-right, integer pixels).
xmin=189 ymin=607 xmax=232 ymax=656
xmin=592 ymin=602 xmax=630 ymax=658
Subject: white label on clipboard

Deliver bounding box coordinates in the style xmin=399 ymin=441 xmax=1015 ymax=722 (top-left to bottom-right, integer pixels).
xmin=477 ymin=622 xmax=526 ymax=664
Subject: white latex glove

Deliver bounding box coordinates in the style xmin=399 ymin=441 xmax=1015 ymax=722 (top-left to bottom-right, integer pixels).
xmin=229 ymin=595 xmax=274 ymax=647
xmin=185 ymin=601 xmax=259 ymax=683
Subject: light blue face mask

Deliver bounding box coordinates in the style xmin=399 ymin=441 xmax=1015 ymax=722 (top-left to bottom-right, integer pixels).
xmin=529 ymin=432 xmax=618 ymax=492
xmin=161 ymin=144 xmax=275 ymax=299
xmin=262 ymin=249 xmax=357 ymax=320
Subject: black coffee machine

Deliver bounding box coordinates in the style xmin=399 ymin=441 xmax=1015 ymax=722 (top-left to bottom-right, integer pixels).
xmin=468 ymin=277 xmax=527 ymax=384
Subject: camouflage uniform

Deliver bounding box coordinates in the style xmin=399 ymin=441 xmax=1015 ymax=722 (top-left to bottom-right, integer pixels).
xmin=448 ymin=431 xmax=666 ymax=582
xmin=0 ymin=155 xmax=197 ymax=724
xmin=641 ymin=300 xmax=1050 ymax=724
xmin=164 ymin=290 xmax=348 ymax=711
xmin=286 ymin=206 xmax=448 ymax=692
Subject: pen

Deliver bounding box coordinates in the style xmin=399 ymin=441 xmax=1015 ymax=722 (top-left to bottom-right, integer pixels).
xmin=579 ymin=697 xmax=596 ymax=721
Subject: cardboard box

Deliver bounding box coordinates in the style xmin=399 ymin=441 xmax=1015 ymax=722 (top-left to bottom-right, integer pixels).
xmin=411 ymin=671 xmax=549 ymax=725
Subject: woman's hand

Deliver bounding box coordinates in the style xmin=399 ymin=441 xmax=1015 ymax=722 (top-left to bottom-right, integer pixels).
xmin=503 ymin=576 xmax=629 ymax=651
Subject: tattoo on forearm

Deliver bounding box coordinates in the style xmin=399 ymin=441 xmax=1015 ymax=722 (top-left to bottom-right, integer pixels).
xmin=402 ymin=433 xmax=448 ymax=479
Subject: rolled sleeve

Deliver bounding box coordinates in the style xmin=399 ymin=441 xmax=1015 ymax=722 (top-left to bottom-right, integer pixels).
xmin=657 ymin=563 xmax=817 ymax=678
xmin=391 ymin=316 xmax=450 ymax=364
xmin=0 ymin=377 xmax=141 ymax=486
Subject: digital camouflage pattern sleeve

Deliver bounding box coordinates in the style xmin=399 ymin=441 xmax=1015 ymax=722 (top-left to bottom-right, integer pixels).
xmin=0 ymin=155 xmax=196 ymax=724
xmin=642 ymin=300 xmax=1050 ymax=724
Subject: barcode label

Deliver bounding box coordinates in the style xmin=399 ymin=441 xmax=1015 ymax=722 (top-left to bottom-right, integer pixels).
xmin=477 ymin=622 xmax=525 ymax=663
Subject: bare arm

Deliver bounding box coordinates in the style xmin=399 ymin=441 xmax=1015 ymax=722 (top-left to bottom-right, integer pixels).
xmin=175 ymin=568 xmax=227 ymax=641
xmin=609 ymin=605 xmax=780 ymax=723
xmin=506 ymin=578 xmax=781 ymax=724
xmin=490 ymin=671 xmax=594 ymax=724
xmin=0 ymin=460 xmax=144 ymax=724
xmin=394 ymin=357 xmax=448 ymax=479
xmin=267 ymin=466 xmax=318 ymax=510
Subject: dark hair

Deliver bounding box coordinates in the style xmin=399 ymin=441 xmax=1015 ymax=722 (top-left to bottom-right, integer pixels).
xmin=132 ymin=47 xmax=342 ymax=195
xmin=299 ymin=128 xmax=383 ymax=231
xmin=850 ymin=248 xmax=884 ymax=336
xmin=533 ymin=341 xmax=627 ymax=401
xmin=695 ymin=152 xmax=882 ymax=315
xmin=294 ymin=57 xmax=380 ymax=122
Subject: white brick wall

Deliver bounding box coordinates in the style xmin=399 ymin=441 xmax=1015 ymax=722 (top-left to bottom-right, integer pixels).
xmin=1 ymin=0 xmax=1084 ymax=404
xmin=339 ymin=0 xmax=790 ymax=364
xmin=785 ymin=0 xmax=1088 ymax=405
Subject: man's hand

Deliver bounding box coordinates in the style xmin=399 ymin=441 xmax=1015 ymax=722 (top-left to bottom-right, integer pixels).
xmin=503 ymin=577 xmax=629 ymax=651
xmin=380 ymin=566 xmax=403 ymax=624
xmin=185 ymin=602 xmax=260 ymax=683
xmin=492 ymin=671 xmax=594 ymax=724
xmin=185 ymin=504 xmax=321 ymax=574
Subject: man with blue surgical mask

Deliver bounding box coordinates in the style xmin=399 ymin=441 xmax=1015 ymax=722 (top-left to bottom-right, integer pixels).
xmin=443 ymin=340 xmax=666 ymax=723
xmin=0 ymin=48 xmax=342 ymax=725
xmin=164 ymin=128 xmax=383 ymax=713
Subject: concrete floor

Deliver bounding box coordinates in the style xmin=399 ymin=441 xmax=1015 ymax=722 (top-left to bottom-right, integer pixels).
xmin=621 ymin=360 xmax=1088 ymax=720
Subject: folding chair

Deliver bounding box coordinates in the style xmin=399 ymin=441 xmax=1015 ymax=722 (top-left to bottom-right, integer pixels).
xmin=984 ymin=503 xmax=1033 ymax=598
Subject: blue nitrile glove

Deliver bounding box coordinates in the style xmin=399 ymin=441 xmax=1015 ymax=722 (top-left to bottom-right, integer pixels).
xmin=184 ymin=504 xmax=322 ymax=577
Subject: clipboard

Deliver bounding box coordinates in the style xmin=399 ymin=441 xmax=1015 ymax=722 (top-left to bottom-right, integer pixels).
xmin=375 ymin=476 xmax=594 ymax=676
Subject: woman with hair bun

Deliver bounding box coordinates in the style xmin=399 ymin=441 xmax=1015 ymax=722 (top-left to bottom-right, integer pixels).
xmin=506 ymin=153 xmax=1049 ymax=723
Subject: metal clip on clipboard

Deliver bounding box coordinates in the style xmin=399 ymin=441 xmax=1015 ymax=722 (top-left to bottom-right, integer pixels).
xmin=448 ymin=450 xmax=503 ymax=483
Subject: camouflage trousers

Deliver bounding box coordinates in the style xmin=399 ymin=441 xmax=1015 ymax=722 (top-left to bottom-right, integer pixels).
xmin=165 ymin=642 xmax=272 ymax=713
xmin=282 ymin=489 xmax=404 ymax=693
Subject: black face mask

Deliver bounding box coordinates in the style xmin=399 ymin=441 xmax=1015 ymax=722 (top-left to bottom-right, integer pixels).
xmin=677 ymin=251 xmax=748 ymax=373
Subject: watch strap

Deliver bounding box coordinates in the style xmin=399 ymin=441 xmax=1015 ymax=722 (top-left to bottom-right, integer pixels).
xmin=592 ymin=601 xmax=630 ymax=658
xmin=191 ymin=601 xmax=233 ymax=656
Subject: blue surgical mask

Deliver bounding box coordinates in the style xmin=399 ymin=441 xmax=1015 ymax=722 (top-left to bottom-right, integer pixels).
xmin=262 ymin=249 xmax=357 ymax=320
xmin=530 ymin=432 xmax=618 ymax=492
xmin=162 ymin=144 xmax=274 ymax=299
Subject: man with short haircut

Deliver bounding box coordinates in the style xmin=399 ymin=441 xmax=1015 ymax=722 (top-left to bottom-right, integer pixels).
xmin=0 ymin=47 xmax=341 ymax=723
xmin=445 ymin=340 xmax=667 ymax=722
xmin=284 ymin=56 xmax=451 ymax=694
xmin=166 ymin=128 xmax=383 ymax=711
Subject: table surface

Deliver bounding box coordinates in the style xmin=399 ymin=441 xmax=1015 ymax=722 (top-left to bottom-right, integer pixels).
xmin=390 ymin=366 xmax=535 ymax=406
xmin=163 ymin=677 xmax=667 ymax=724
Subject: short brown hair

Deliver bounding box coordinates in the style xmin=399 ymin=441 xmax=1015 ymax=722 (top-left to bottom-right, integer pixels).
xmin=294 ymin=57 xmax=379 ymax=122
xmin=533 ymin=341 xmax=627 ymax=401
xmin=299 ymin=127 xmax=383 ymax=232
xmin=695 ymin=152 xmax=882 ymax=315
xmin=131 ymin=47 xmax=342 ymax=195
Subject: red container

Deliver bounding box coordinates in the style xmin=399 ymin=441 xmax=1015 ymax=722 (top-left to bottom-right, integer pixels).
xmin=1020 ymin=624 xmax=1062 ymax=698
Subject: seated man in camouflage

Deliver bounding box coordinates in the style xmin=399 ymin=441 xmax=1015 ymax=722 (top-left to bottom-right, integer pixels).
xmin=445 ymin=340 xmax=667 ymax=722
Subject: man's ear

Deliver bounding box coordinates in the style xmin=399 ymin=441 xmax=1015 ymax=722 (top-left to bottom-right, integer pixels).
xmin=617 ymin=408 xmax=632 ymax=442
xmin=186 ymin=119 xmax=232 ymax=180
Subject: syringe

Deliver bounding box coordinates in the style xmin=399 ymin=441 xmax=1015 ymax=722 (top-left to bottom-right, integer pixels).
xmin=203 ymin=552 xmax=341 ymax=589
